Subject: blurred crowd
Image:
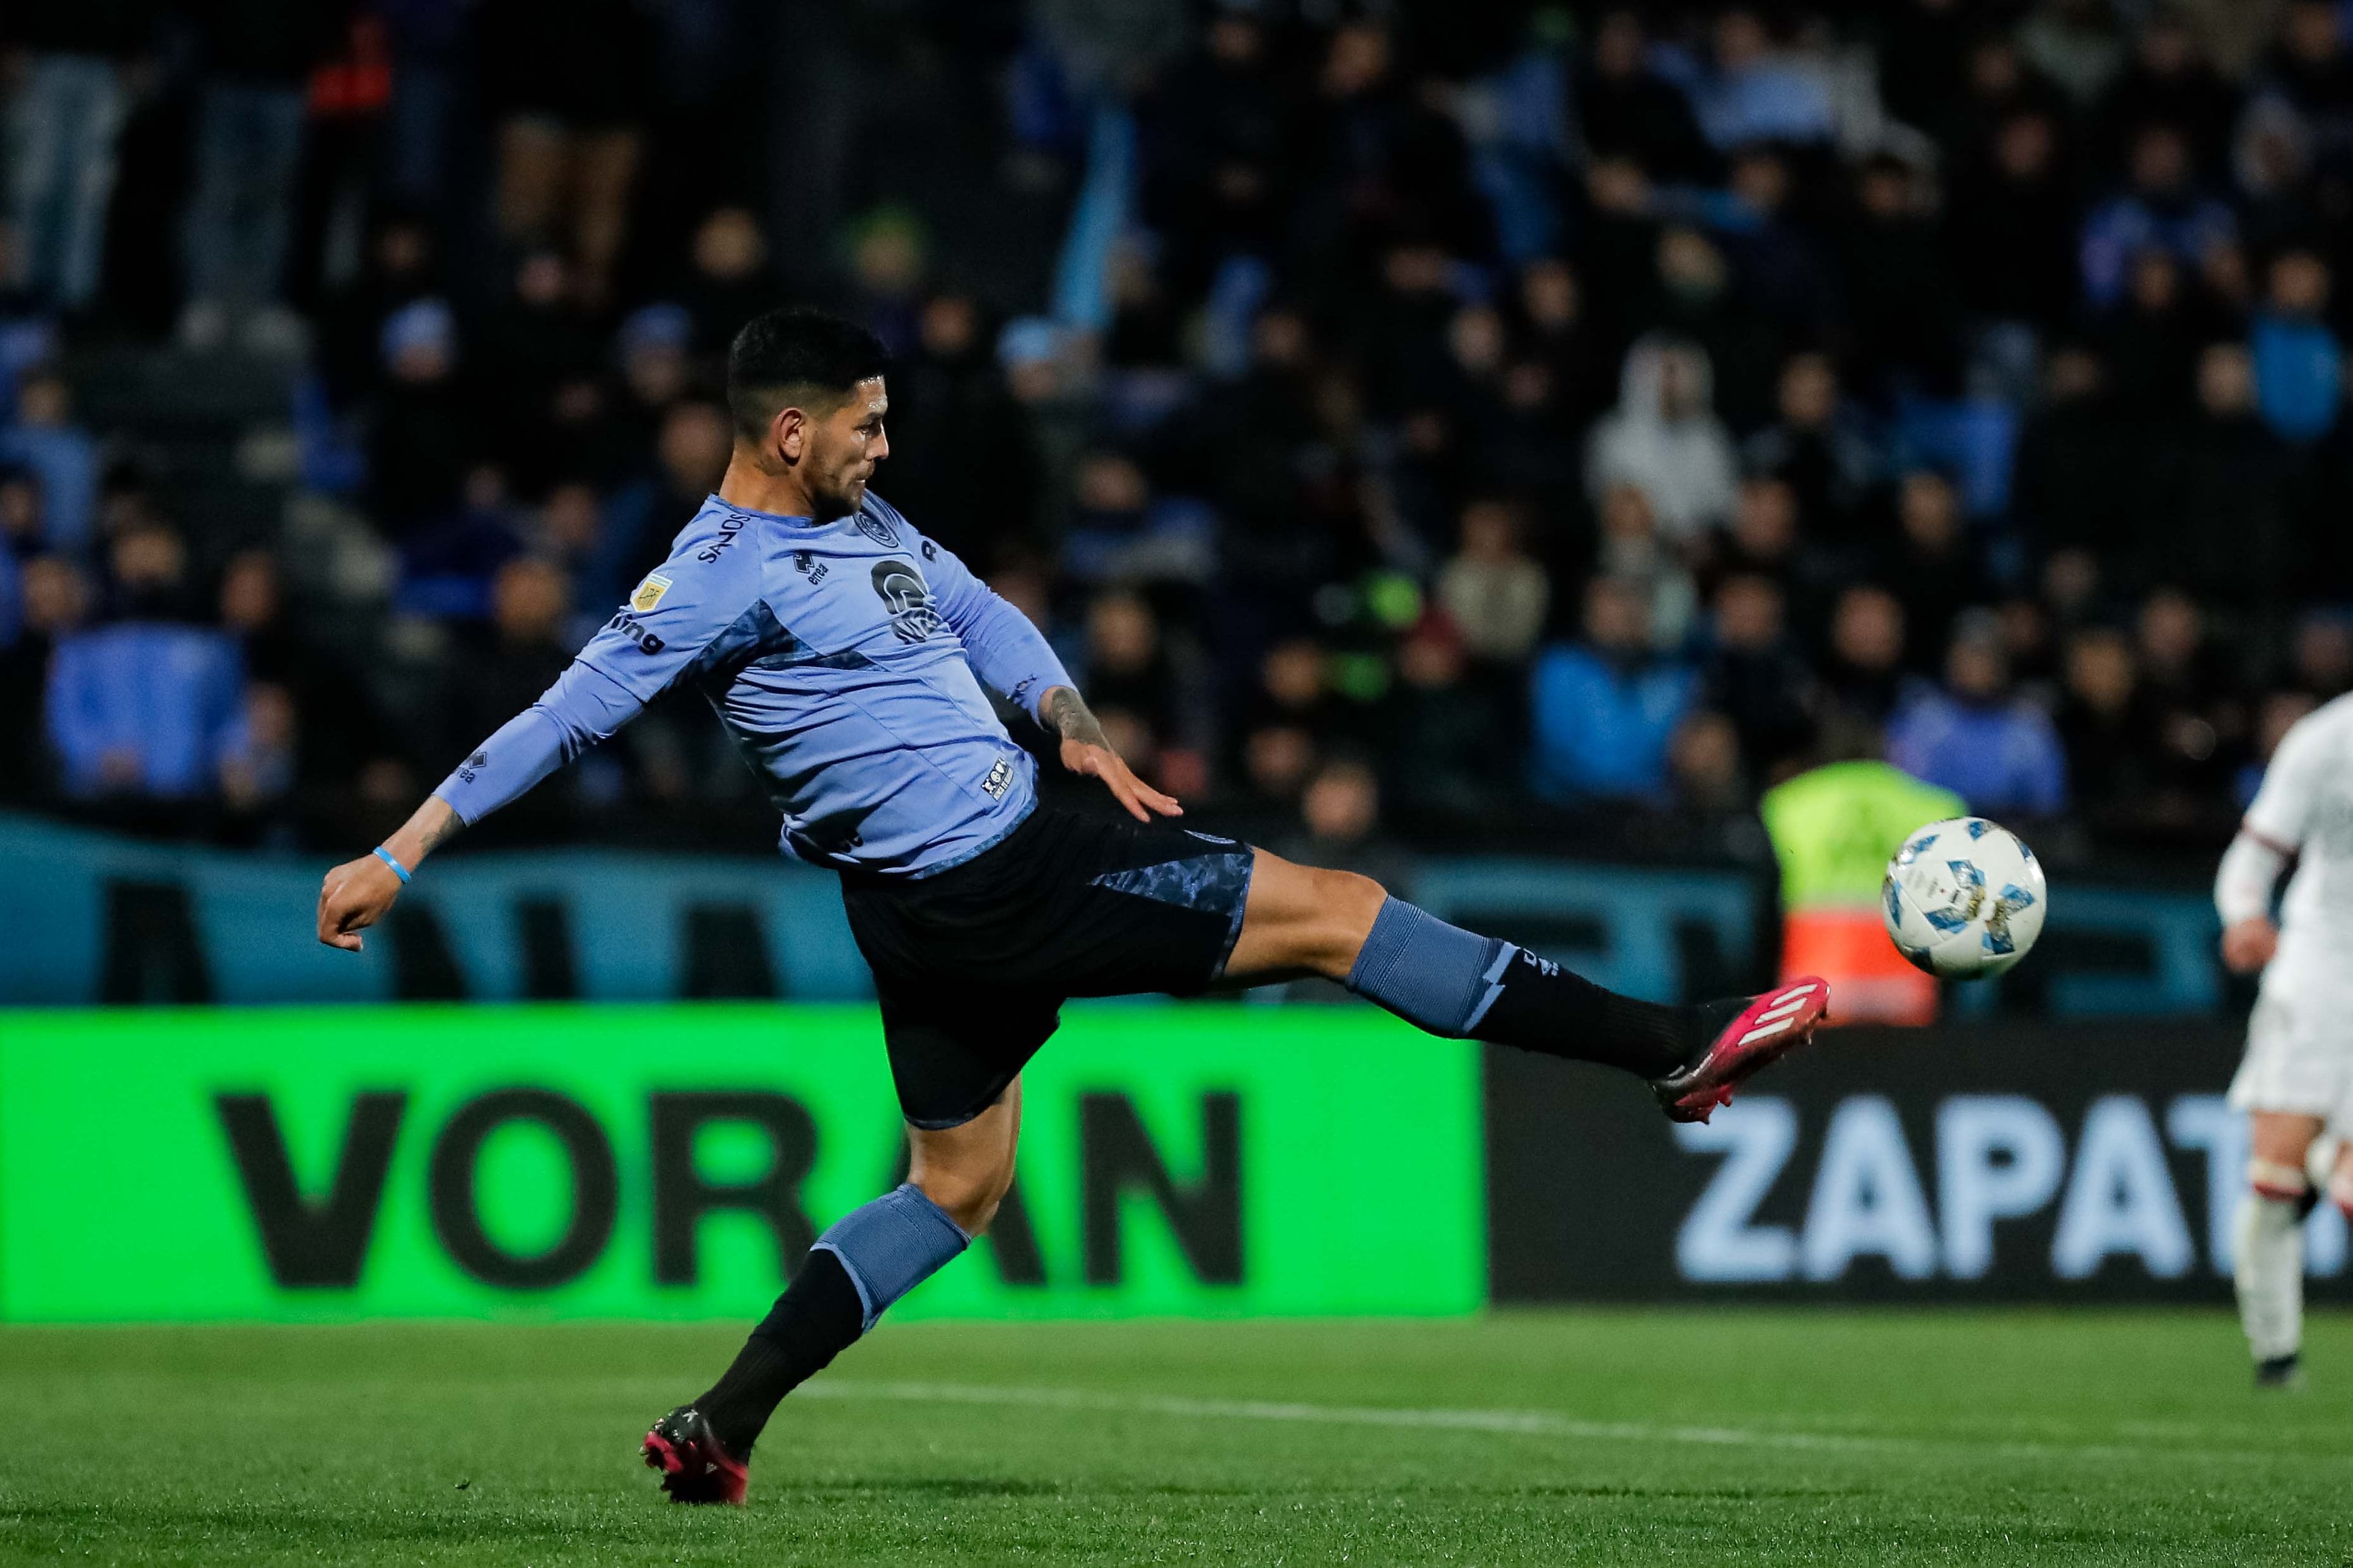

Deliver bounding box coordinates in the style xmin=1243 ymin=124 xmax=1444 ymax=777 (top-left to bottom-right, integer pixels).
xmin=6 ymin=0 xmax=2353 ymax=873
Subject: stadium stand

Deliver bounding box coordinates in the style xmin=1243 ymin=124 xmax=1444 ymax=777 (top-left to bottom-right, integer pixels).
xmin=4 ymin=0 xmax=2350 ymax=885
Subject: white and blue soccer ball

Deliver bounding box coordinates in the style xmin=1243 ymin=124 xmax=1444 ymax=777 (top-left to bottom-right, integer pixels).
xmin=1881 ymin=817 xmax=2048 ymax=980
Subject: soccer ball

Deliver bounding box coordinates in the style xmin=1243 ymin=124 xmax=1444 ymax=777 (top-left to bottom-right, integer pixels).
xmin=1880 ymin=817 xmax=2048 ymax=980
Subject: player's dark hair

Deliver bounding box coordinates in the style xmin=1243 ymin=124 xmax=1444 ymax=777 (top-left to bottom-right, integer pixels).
xmin=725 ymin=306 xmax=890 ymax=441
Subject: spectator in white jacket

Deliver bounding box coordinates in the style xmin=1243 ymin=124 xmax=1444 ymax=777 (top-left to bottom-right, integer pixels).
xmin=1585 ymin=334 xmax=1739 ymax=544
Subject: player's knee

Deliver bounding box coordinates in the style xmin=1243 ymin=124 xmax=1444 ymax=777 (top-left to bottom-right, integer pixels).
xmin=2249 ymin=1156 xmax=2310 ymax=1204
xmin=1305 ymin=868 xmax=1388 ymax=977
xmin=910 ymin=1151 xmax=1015 ymax=1236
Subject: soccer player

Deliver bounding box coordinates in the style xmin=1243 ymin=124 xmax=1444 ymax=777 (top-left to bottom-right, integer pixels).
xmin=2217 ymin=691 xmax=2353 ymax=1389
xmin=314 ymin=306 xmax=1830 ymax=1504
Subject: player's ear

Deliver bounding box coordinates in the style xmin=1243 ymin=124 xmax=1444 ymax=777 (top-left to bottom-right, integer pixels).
xmin=771 ymin=405 xmax=805 ymax=465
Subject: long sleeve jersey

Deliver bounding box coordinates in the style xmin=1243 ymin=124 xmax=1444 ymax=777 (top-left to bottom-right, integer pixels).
xmin=2221 ymin=692 xmax=2353 ymax=938
xmin=433 ymin=492 xmax=1072 ymax=876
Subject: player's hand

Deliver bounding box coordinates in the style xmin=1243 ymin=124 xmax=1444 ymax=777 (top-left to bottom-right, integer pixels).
xmin=1042 ymin=685 xmax=1182 ymax=823
xmin=1061 ymin=737 xmax=1182 ymax=823
xmin=317 ymin=854 xmax=404 ymax=951
xmin=2221 ymin=915 xmax=2279 ymax=975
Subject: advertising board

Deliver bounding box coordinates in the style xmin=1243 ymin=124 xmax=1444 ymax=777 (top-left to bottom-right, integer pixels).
xmin=0 ymin=1005 xmax=1483 ymax=1321
xmin=1486 ymin=1023 xmax=2327 ymax=1302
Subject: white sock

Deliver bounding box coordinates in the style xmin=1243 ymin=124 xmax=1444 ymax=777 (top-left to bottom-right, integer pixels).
xmin=2235 ymin=1190 xmax=2304 ymax=1363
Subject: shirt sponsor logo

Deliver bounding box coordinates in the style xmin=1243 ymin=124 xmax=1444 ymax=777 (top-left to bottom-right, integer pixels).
xmin=456 ymin=749 xmax=488 ymax=784
xmin=607 ymin=612 xmax=666 ymax=653
xmin=630 ymin=573 xmax=672 ymax=613
xmin=696 ymin=514 xmax=747 ymax=563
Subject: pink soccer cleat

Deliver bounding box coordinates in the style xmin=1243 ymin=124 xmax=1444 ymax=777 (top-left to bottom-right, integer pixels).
xmin=1652 ymin=979 xmax=1831 ymax=1124
xmin=641 ymin=1405 xmax=749 ymax=1506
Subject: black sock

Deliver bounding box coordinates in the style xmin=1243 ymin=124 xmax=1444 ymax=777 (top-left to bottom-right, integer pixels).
xmin=694 ymin=1248 xmax=866 ymax=1456
xmin=1472 ymin=949 xmax=1735 ymax=1080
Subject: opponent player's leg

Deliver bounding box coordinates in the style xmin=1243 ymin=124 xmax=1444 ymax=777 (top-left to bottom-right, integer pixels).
xmin=1223 ymin=849 xmax=1826 ymax=1118
xmin=2238 ymin=1109 xmax=2323 ymax=1388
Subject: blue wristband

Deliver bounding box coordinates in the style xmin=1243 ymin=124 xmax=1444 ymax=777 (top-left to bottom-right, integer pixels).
xmin=373 ymin=846 xmax=412 ymax=883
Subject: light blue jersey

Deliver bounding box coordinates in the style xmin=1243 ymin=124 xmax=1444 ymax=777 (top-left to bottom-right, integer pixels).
xmin=433 ymin=493 xmax=1071 ymax=876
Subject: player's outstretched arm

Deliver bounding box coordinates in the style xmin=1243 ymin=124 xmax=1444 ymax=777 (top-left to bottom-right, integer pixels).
xmin=1042 ymin=685 xmax=1181 ymax=824
xmin=317 ymin=794 xmax=464 ymax=951
xmin=310 ymin=539 xmax=752 ymax=953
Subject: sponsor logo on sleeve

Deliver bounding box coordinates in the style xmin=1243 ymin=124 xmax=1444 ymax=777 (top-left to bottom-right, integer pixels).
xmin=607 ymin=612 xmax=666 ymax=653
xmin=630 ymin=573 xmax=673 ymax=613
xmin=695 ymin=513 xmax=747 ymax=563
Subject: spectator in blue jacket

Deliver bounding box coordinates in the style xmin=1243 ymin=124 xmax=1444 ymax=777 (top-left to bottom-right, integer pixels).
xmin=1886 ymin=621 xmax=2069 ymax=816
xmin=45 ymin=622 xmax=248 ymax=799
xmin=1529 ymin=575 xmax=1699 ymax=803
xmin=2079 ymin=125 xmax=2237 ymax=308
xmin=1681 ymin=9 xmax=1834 ymax=151
xmin=2250 ymin=248 xmax=2343 ymax=444
xmin=0 ymin=372 xmax=97 ymax=555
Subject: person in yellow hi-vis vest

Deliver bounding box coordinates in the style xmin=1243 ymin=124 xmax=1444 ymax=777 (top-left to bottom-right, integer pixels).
xmin=1761 ymin=759 xmax=1963 ymax=1025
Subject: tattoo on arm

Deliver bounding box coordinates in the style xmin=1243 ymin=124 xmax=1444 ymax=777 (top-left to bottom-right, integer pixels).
xmin=1044 ymin=686 xmax=1109 ymax=749
xmin=417 ymin=809 xmax=465 ymax=855
xmin=387 ymin=797 xmax=467 ymax=868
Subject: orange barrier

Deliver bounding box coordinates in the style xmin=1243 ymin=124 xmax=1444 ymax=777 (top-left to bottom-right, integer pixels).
xmin=1779 ymin=908 xmax=1938 ymax=1026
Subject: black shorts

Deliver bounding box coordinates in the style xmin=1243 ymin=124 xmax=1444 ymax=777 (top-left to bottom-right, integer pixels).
xmin=840 ymin=804 xmax=1258 ymax=1129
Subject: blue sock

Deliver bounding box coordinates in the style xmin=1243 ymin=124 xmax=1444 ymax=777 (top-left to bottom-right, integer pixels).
xmin=1344 ymin=896 xmax=1694 ymax=1076
xmin=695 ymin=1183 xmax=970 ymax=1453
xmin=1344 ymin=897 xmax=1514 ymax=1035
xmin=813 ymin=1182 xmax=972 ymax=1330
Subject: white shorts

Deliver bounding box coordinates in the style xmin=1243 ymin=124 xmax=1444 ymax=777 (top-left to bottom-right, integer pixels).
xmin=2230 ymin=950 xmax=2353 ymax=1120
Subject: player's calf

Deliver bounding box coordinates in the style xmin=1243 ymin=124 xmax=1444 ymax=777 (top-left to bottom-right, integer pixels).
xmin=2238 ymin=1182 xmax=2307 ymax=1391
xmin=2237 ymin=1135 xmax=2318 ymax=1388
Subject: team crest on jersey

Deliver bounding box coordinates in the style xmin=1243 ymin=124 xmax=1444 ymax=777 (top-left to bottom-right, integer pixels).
xmin=631 ymin=572 xmax=672 ymax=613
xmin=870 ymin=559 xmax=943 ymax=643
xmin=853 ymin=511 xmax=899 ymax=547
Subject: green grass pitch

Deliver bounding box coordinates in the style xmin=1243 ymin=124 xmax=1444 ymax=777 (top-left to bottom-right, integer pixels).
xmin=3 ymin=1311 xmax=2348 ymax=1565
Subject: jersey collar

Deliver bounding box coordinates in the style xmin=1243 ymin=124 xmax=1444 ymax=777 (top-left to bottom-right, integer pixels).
xmin=706 ymin=494 xmax=829 ymax=528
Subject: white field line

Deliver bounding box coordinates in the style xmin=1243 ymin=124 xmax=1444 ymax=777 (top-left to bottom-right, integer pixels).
xmin=798 ymin=1379 xmax=2350 ymax=1469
